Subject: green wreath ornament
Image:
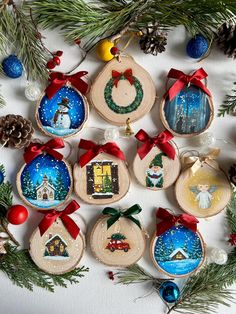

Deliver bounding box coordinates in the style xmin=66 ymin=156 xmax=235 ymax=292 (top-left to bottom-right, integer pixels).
xmin=104 ymin=75 xmax=144 ymax=114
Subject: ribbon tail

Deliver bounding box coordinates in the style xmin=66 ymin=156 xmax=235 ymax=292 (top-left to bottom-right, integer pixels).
xmin=45 ymin=81 xmax=64 ymax=100
xmin=61 ymin=215 xmax=80 ymax=240
xmin=127 ymin=216 xmax=141 ymax=229
xmin=38 ymin=216 xmax=57 ymax=236
xmin=106 ymin=215 xmax=119 ymax=229
xmin=156 ymin=220 xmax=174 ymax=236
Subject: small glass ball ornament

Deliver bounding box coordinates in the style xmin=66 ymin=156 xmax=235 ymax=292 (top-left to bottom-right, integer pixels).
xmin=2 ymin=55 xmax=23 ymax=78
xmin=186 ymin=35 xmax=209 ymax=59
xmin=104 ymin=128 xmax=120 ymax=142
xmin=0 ymin=171 xmax=4 ymax=185
xmin=195 ymin=132 xmax=215 ymax=146
xmin=159 ymin=281 xmax=180 ymax=303
xmin=210 ymin=247 xmax=228 ymax=265
xmin=25 ymin=82 xmax=41 ymax=101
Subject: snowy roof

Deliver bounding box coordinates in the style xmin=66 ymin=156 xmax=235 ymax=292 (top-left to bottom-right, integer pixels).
xmin=45 ymin=234 xmax=68 ymax=246
xmin=169 ymin=248 xmax=189 ymax=259
xmin=36 ymin=181 xmax=55 ymax=191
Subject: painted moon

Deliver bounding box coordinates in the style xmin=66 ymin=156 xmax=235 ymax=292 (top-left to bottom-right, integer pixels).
xmin=90 ymin=216 xmax=146 ymax=267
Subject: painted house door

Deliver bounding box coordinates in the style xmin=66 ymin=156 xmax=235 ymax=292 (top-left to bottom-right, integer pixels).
xmin=43 ymin=193 xmax=48 ymax=200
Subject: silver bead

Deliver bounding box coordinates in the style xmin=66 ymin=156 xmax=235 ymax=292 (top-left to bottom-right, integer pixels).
xmin=25 ymin=82 xmax=41 ymax=101
xmin=104 ymin=128 xmax=120 ymax=142
xmin=209 ymin=247 xmax=228 ymax=265
xmin=196 ymin=132 xmax=215 ymax=146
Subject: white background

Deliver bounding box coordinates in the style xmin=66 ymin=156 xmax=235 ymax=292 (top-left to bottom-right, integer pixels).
xmin=0 ymin=26 xmax=236 ymax=314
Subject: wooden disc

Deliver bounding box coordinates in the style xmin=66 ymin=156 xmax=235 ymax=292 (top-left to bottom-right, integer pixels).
xmin=16 ymin=154 xmax=73 ymax=210
xmin=90 ymin=56 xmax=156 ymax=126
xmin=35 ymin=85 xmax=89 ymax=138
xmin=150 ymin=225 xmax=205 ymax=278
xmin=73 ymin=152 xmax=130 ymax=205
xmin=175 ymin=163 xmax=232 ymax=218
xmin=160 ymin=85 xmax=214 ymax=137
xmin=133 ymin=144 xmax=181 ymax=190
xmin=90 ymin=216 xmax=146 ymax=267
xmin=29 ymin=219 xmax=85 ymax=275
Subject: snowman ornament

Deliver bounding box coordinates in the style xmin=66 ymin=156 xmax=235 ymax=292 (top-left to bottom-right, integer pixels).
xmin=52 ymin=98 xmax=71 ymax=129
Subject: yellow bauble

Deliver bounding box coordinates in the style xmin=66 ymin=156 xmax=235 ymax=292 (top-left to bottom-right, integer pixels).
xmin=96 ymin=39 xmax=115 ymax=61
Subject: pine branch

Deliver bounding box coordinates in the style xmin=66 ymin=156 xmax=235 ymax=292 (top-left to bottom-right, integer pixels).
xmin=218 ymin=83 xmax=236 ymax=117
xmin=0 ymin=91 xmax=5 ymax=108
xmin=0 ymin=244 xmax=89 ymax=292
xmin=226 ymin=191 xmax=236 ymax=233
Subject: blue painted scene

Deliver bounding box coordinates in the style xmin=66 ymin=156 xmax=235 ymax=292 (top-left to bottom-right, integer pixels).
xmin=20 ymin=154 xmax=71 ymax=209
xmin=154 ymin=225 xmax=203 ymax=276
xmin=164 ymin=85 xmax=211 ymax=134
xmin=38 ymin=86 xmax=86 ymax=137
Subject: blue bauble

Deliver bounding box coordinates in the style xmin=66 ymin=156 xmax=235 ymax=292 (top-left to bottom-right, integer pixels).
xmin=2 ymin=55 xmax=23 ymax=78
xmin=186 ymin=35 xmax=209 ymax=59
xmin=159 ymin=281 xmax=180 ymax=303
xmin=0 ymin=171 xmax=4 ymax=185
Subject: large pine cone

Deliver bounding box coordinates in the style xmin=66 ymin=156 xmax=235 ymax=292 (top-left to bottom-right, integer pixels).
xmin=217 ymin=22 xmax=236 ymax=58
xmin=0 ymin=114 xmax=34 ymax=149
xmin=139 ymin=23 xmax=167 ymax=55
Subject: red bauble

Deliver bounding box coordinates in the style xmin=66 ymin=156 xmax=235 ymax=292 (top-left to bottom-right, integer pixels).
xmin=110 ymin=46 xmax=119 ymax=55
xmin=46 ymin=60 xmax=55 ymax=69
xmin=53 ymin=56 xmax=61 ymax=65
xmin=7 ymin=205 xmax=28 ymax=225
xmin=56 ymin=50 xmax=63 ymax=57
xmin=75 ymin=38 xmax=81 ymax=45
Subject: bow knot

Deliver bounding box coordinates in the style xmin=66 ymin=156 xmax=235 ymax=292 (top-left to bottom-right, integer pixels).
xmin=102 ymin=204 xmax=142 ymax=229
xmin=45 ymin=71 xmax=89 ymax=99
xmin=112 ymin=68 xmax=134 ymax=87
xmin=24 ymin=138 xmax=65 ymax=164
xmin=135 ymin=129 xmax=175 ymax=160
xmin=166 ymin=68 xmax=211 ymax=101
xmin=78 ymin=139 xmax=126 ymax=167
xmin=38 ymin=200 xmax=80 ymax=239
xmin=156 ymin=207 xmax=199 ymax=236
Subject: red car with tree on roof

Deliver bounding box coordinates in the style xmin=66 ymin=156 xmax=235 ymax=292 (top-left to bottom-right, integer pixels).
xmin=106 ymin=233 xmax=130 ymax=252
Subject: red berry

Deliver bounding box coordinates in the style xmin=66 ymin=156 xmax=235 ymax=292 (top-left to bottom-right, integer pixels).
xmin=75 ymin=38 xmax=81 ymax=45
xmin=53 ymin=56 xmax=61 ymax=65
xmin=56 ymin=50 xmax=63 ymax=57
xmin=7 ymin=205 xmax=28 ymax=225
xmin=46 ymin=60 xmax=55 ymax=69
xmin=110 ymin=46 xmax=119 ymax=55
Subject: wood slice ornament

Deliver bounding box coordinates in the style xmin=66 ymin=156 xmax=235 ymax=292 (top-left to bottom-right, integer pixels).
xmin=175 ymin=149 xmax=232 ymax=218
xmin=90 ymin=55 xmax=156 ymax=125
xmin=73 ymin=139 xmax=130 ymax=205
xmin=36 ymin=71 xmax=89 ymax=138
xmin=29 ymin=201 xmax=85 ymax=275
xmin=90 ymin=204 xmax=146 ymax=267
xmin=133 ymin=129 xmax=181 ymax=190
xmin=150 ymin=208 xmax=205 ymax=278
xmin=160 ymin=68 xmax=214 ymax=137
xmin=17 ymin=139 xmax=73 ymax=210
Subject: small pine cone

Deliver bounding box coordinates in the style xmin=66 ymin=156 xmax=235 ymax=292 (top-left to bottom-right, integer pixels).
xmin=217 ymin=22 xmax=236 ymax=59
xmin=139 ymin=24 xmax=167 ymax=55
xmin=0 ymin=114 xmax=34 ymax=149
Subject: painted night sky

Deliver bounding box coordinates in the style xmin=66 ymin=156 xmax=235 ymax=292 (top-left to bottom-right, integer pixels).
xmin=164 ymin=85 xmax=211 ymax=134
xmin=38 ymin=86 xmax=86 ymax=129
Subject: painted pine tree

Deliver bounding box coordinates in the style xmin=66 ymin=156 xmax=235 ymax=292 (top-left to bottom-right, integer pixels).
xmin=189 ymin=237 xmax=202 ymax=259
xmin=22 ymin=170 xmax=36 ymax=199
xmin=54 ymin=171 xmax=68 ymax=200
xmin=102 ymin=172 xmax=112 ymax=193
xmin=111 ymin=233 xmax=126 ymax=241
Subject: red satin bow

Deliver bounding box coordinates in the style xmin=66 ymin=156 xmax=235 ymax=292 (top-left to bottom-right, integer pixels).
xmin=38 ymin=200 xmax=80 ymax=240
xmin=24 ymin=138 xmax=65 ymax=164
xmin=112 ymin=68 xmax=134 ymax=87
xmin=78 ymin=139 xmax=125 ymax=167
xmin=135 ymin=129 xmax=175 ymax=160
xmin=45 ymin=71 xmax=89 ymax=99
xmin=167 ymin=68 xmax=212 ymax=101
xmin=156 ymin=207 xmax=199 ymax=236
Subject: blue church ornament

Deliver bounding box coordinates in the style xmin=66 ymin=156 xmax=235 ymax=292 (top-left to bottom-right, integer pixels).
xmin=159 ymin=281 xmax=180 ymax=303
xmin=2 ymin=55 xmax=23 ymax=78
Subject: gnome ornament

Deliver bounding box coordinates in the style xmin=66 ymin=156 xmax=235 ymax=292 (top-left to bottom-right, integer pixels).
xmin=146 ymin=153 xmax=164 ymax=188
xmin=52 ymin=98 xmax=71 ymax=129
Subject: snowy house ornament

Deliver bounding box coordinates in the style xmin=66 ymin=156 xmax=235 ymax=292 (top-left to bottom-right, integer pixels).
xmin=17 ymin=139 xmax=73 ymax=210
xmin=90 ymin=204 xmax=146 ymax=267
xmin=160 ymin=68 xmax=214 ymax=137
xmin=133 ymin=129 xmax=181 ymax=190
xmin=73 ymin=139 xmax=130 ymax=205
xmin=175 ymin=149 xmax=232 ymax=218
xmin=29 ymin=200 xmax=85 ymax=274
xmin=150 ymin=208 xmax=205 ymax=277
xmin=35 ymin=71 xmax=89 ymax=138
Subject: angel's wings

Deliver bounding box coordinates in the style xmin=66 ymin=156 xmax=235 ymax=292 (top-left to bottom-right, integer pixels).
xmin=189 ymin=186 xmax=200 ymax=194
xmin=208 ymin=186 xmax=217 ymax=193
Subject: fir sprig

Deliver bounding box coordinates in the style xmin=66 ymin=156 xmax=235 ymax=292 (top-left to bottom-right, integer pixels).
xmin=0 ymin=91 xmax=5 ymax=108
xmin=218 ymin=83 xmax=236 ymax=117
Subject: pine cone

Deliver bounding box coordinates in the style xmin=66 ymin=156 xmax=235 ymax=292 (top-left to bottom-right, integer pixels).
xmin=139 ymin=24 xmax=167 ymax=55
xmin=217 ymin=22 xmax=236 ymax=59
xmin=0 ymin=114 xmax=34 ymax=149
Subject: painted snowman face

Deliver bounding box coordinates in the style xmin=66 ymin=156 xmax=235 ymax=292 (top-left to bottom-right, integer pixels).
xmin=197 ymin=184 xmax=209 ymax=192
xmin=59 ymin=105 xmax=69 ymax=113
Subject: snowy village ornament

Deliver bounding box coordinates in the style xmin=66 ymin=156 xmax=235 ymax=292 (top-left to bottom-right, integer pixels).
xmin=175 ymin=149 xmax=232 ymax=218
xmin=160 ymin=68 xmax=214 ymax=137
xmin=73 ymin=139 xmax=130 ymax=205
xmin=90 ymin=204 xmax=146 ymax=267
xmin=29 ymin=200 xmax=85 ymax=274
xmin=150 ymin=208 xmax=205 ymax=277
xmin=36 ymin=71 xmax=89 ymax=138
xmin=133 ymin=129 xmax=181 ymax=190
xmin=16 ymin=139 xmax=73 ymax=210
xmin=90 ymin=55 xmax=156 ymax=125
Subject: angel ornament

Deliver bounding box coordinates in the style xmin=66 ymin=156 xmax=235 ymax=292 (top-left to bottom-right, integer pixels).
xmin=190 ymin=184 xmax=217 ymax=209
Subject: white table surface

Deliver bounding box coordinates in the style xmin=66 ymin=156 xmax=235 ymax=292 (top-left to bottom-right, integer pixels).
xmin=0 ymin=26 xmax=235 ymax=314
